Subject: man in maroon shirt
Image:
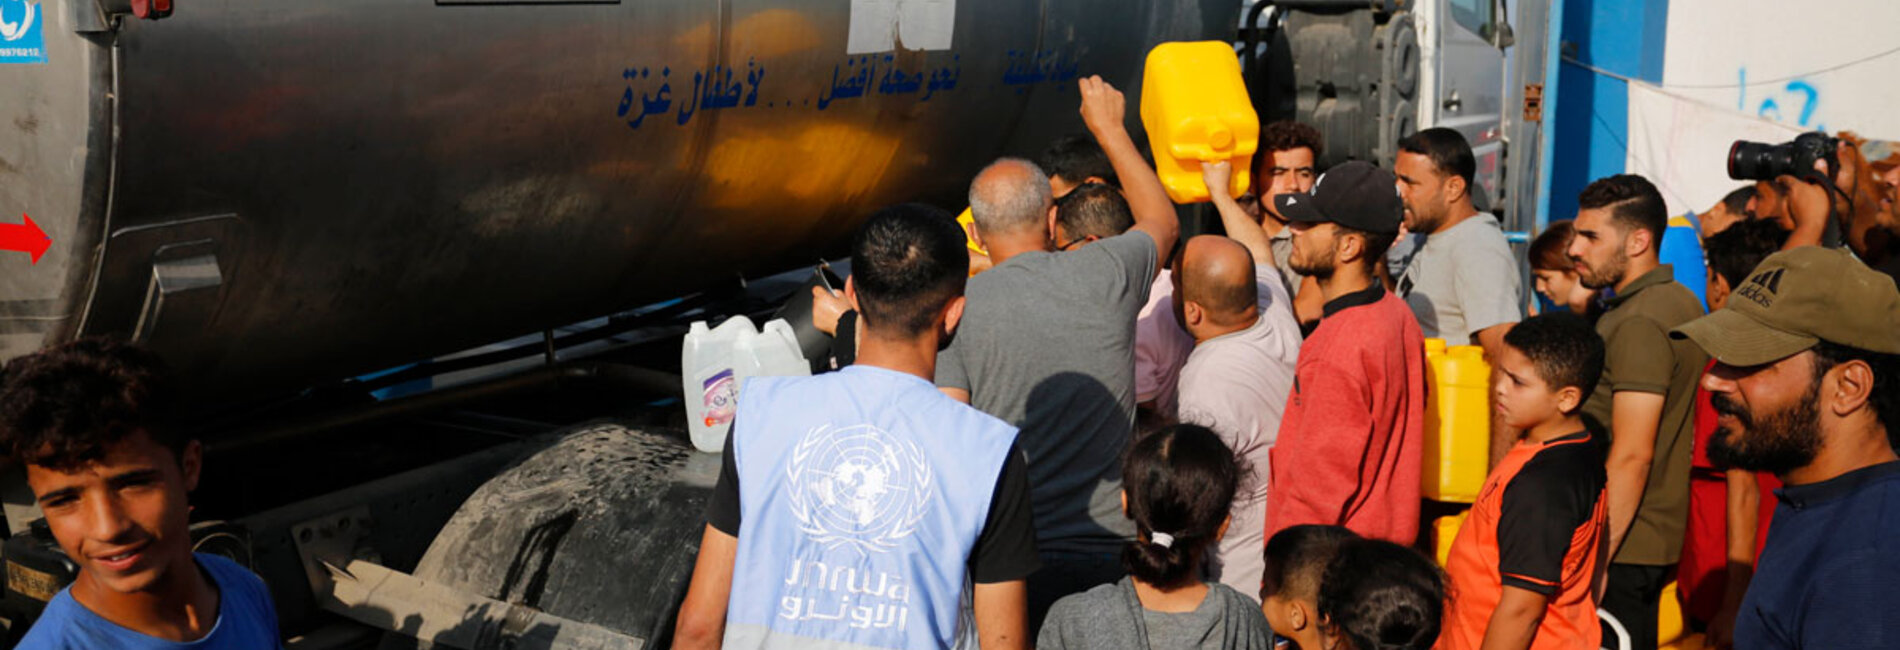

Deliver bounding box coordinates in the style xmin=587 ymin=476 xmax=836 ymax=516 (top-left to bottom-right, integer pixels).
xmin=1264 ymin=161 xmax=1429 ymax=544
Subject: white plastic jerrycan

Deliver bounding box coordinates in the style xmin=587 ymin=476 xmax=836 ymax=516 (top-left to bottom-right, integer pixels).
xmin=682 ymin=316 xmax=813 ymax=453
xmin=740 ymin=319 xmax=812 ymax=383
xmin=684 ymin=316 xmax=753 ymax=452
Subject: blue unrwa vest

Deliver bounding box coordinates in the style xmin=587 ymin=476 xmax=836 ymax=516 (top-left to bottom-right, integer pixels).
xmin=724 ymin=365 xmax=1018 ymax=650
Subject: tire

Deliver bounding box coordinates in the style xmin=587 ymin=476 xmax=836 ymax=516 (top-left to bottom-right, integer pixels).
xmin=379 ymin=421 xmax=718 ymax=650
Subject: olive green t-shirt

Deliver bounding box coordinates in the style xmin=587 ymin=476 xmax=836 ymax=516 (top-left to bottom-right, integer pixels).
xmin=1581 ymin=265 xmax=1709 ymax=566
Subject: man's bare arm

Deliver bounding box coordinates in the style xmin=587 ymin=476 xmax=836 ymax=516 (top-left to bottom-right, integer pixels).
xmin=1203 ymin=161 xmax=1275 ymax=266
xmin=1478 ymin=585 xmax=1550 ymax=650
xmin=1079 ymin=76 xmax=1178 ymax=270
xmin=673 ymin=525 xmax=739 ymax=649
xmin=972 ymin=580 xmax=1030 ymax=650
xmin=1604 ymin=391 xmax=1665 ymax=558
xmin=1706 ymin=468 xmax=1764 ymax=648
xmin=1778 ymin=173 xmax=1830 ymax=250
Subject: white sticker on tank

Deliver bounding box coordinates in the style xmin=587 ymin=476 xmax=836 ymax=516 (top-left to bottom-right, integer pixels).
xmin=847 ymin=0 xmax=954 ymax=55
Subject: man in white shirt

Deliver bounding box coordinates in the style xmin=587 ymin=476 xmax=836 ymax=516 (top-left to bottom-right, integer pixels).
xmin=1178 ymin=161 xmax=1305 ymax=597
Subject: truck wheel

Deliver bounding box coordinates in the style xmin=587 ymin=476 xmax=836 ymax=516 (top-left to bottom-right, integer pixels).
xmin=378 ymin=421 xmax=719 ymax=649
xmin=1382 ymin=13 xmax=1420 ymax=102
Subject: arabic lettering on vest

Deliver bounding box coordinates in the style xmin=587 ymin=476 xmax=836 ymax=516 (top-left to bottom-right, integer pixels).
xmin=725 ymin=367 xmax=1016 ymax=650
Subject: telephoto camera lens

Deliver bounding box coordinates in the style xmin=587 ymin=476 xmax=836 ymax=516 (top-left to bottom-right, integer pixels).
xmin=1728 ymin=140 xmax=1793 ymax=181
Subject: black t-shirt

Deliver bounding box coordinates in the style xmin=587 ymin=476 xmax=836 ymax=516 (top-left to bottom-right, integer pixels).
xmin=1497 ymin=431 xmax=1607 ymax=594
xmin=705 ymin=425 xmax=1040 ymax=584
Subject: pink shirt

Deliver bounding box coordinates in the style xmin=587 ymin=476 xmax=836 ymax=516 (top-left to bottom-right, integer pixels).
xmin=1135 ymin=270 xmax=1194 ymax=419
xmin=1178 ymin=263 xmax=1301 ymax=596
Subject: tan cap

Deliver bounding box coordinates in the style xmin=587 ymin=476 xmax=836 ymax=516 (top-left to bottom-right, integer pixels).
xmin=1672 ymin=246 xmax=1900 ymax=367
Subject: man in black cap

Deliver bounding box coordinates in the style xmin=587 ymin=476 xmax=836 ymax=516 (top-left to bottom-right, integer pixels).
xmin=1264 ymin=161 xmax=1428 ymax=545
xmin=1670 ymin=246 xmax=1900 ymax=650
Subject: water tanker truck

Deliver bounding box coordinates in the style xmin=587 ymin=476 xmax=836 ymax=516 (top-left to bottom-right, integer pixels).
xmin=0 ymin=0 xmax=1539 ymax=646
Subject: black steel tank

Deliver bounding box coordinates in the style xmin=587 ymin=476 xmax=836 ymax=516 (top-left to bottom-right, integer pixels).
xmin=0 ymin=0 xmax=1237 ymax=403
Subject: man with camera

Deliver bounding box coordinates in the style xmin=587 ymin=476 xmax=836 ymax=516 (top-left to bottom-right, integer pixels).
xmin=1728 ymin=131 xmax=1899 ymax=282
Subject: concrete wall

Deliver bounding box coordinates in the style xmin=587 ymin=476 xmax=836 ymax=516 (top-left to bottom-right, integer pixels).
xmin=1662 ymin=0 xmax=1900 ymax=141
xmin=1546 ymin=0 xmax=1900 ymax=221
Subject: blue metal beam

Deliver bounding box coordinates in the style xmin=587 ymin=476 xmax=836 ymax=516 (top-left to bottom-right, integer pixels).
xmin=1546 ymin=0 xmax=1669 ymax=224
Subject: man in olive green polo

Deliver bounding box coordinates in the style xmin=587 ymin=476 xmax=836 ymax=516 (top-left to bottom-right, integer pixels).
xmin=1564 ymin=174 xmax=1709 ymax=650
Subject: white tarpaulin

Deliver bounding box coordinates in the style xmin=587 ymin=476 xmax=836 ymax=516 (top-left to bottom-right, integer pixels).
xmin=848 ymin=0 xmax=955 ymax=54
xmin=1626 ymin=81 xmax=1805 ymax=218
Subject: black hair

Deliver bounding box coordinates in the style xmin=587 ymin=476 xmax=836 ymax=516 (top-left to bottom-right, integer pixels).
xmin=1038 ymin=134 xmax=1119 ymax=189
xmin=1336 ymin=225 xmax=1400 ymax=274
xmin=1252 ymin=121 xmax=1325 ymax=178
xmin=1121 ymin=424 xmax=1240 ymax=589
xmin=1704 ymin=218 xmax=1790 ymax=289
xmin=1503 ymin=312 xmax=1606 ymax=409
xmin=1318 ymin=539 xmax=1446 ymax=650
xmin=1720 ymin=185 xmax=1757 ymax=218
xmin=0 ymin=338 xmax=187 ymax=472
xmin=1262 ymin=524 xmax=1360 ymax=603
xmin=1055 ymin=182 xmax=1134 ymax=240
xmin=1810 ymin=341 xmax=1900 ymax=443
xmin=1397 ymin=127 xmax=1477 ymax=189
xmin=1528 ymin=221 xmax=1575 ymax=272
xmin=850 ymin=203 xmax=969 ymax=338
xmin=1577 ymin=174 xmax=1668 ymax=246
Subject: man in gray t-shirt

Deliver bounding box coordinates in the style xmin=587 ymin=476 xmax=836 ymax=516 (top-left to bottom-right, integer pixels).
xmin=1394 ymin=128 xmax=1524 ymax=468
xmin=1394 ymin=128 xmax=1523 ymax=348
xmin=939 ymin=228 xmax=1156 ymax=555
xmin=1390 ymin=129 xmax=1520 ymax=347
xmin=940 ymin=76 xmax=1181 ymax=631
xmin=1396 ymin=213 xmax=1522 ymax=344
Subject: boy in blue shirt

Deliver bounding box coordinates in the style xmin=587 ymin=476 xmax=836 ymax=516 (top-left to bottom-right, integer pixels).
xmin=0 ymin=339 xmax=281 ymax=649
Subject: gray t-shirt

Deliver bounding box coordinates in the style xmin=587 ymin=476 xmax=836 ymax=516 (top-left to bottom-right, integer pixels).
xmin=1039 ymin=577 xmax=1274 ymax=650
xmin=939 ymin=230 xmax=1156 ymax=554
xmin=1396 ymin=213 xmax=1523 ymax=344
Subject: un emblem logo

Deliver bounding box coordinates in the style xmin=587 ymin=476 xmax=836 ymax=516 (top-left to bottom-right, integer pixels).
xmin=786 ymin=424 xmax=933 ymax=555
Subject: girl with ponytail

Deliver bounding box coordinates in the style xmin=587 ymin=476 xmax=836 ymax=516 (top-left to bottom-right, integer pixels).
xmin=1038 ymin=424 xmax=1274 ymax=649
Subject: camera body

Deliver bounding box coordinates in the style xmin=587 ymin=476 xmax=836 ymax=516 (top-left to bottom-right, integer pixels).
xmin=1728 ymin=131 xmax=1839 ymax=181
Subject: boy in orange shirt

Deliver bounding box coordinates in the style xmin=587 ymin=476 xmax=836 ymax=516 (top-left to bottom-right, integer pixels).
xmin=1442 ymin=313 xmax=1608 ymax=650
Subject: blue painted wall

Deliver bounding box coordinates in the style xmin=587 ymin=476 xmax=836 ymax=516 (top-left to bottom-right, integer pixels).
xmin=1546 ymin=0 xmax=1670 ymax=222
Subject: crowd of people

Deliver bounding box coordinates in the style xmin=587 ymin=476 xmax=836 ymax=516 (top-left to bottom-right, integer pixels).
xmin=0 ymin=74 xmax=1894 ymax=650
xmin=670 ymin=76 xmax=1900 ymax=650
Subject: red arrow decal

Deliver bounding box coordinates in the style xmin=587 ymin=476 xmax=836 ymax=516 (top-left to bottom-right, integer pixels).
xmin=0 ymin=214 xmax=52 ymax=265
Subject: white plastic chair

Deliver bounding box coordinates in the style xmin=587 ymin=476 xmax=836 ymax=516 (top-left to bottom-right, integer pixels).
xmin=1599 ymin=608 xmax=1632 ymax=650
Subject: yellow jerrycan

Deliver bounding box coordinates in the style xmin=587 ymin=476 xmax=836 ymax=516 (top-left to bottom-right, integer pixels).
xmin=1139 ymin=41 xmax=1259 ymax=204
xmin=1432 ymin=510 xmax=1468 ymax=566
xmin=1423 ymin=340 xmax=1492 ymax=503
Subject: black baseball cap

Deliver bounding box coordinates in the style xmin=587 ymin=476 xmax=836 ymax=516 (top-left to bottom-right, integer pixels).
xmin=1273 ymin=161 xmax=1403 ymax=234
